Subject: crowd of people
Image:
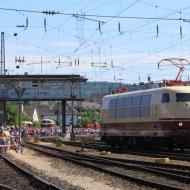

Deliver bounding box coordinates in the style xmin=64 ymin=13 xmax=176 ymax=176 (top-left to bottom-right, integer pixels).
xmin=25 ymin=125 xmax=100 ymax=137
xmin=72 ymin=127 xmax=100 ymax=135
xmin=0 ymin=123 xmax=100 ymax=154
xmin=25 ymin=125 xmax=61 ymax=137
xmin=0 ymin=125 xmax=23 ymax=154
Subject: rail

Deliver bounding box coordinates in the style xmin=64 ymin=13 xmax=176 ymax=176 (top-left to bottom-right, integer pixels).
xmin=24 ymin=141 xmax=189 ymax=190
xmin=0 ymin=154 xmax=64 ymax=190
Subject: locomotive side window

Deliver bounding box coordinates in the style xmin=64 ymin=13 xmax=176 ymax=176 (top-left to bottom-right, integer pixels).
xmin=141 ymin=95 xmax=151 ymax=117
xmin=109 ymin=99 xmax=116 ymax=118
xmin=123 ymin=97 xmax=133 ymax=118
xmin=161 ymin=93 xmax=170 ymax=103
xmin=124 ymin=97 xmax=133 ymax=106
xmin=133 ymin=96 xmax=141 ymax=106
xmin=116 ymin=98 xmax=124 ymax=107
xmin=131 ymin=96 xmax=141 ymax=117
xmin=176 ymin=93 xmax=190 ymax=102
xmin=141 ymin=95 xmax=151 ymax=105
xmin=116 ymin=98 xmax=125 ymax=118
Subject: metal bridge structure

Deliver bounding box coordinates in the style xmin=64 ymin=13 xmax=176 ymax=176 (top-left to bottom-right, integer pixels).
xmin=0 ymin=74 xmax=87 ymax=136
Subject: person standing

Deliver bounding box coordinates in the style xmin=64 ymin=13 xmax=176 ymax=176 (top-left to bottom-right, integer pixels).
xmin=0 ymin=127 xmax=7 ymax=154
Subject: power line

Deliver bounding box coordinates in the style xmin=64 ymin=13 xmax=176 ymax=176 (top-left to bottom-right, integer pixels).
xmin=72 ymin=4 xmax=190 ymax=55
xmin=1 ymin=3 xmax=190 ymax=80
xmin=0 ymin=7 xmax=189 ymax=22
xmin=57 ymin=3 xmax=190 ymax=58
xmin=0 ymin=7 xmax=105 ymax=23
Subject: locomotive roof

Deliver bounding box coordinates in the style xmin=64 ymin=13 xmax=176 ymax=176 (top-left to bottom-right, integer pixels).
xmin=103 ymin=86 xmax=190 ymax=99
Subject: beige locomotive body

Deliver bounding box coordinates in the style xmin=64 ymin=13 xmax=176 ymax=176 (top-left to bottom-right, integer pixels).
xmin=101 ymin=86 xmax=190 ymax=148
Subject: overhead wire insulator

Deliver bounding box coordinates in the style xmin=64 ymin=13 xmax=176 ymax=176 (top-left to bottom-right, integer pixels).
xmin=98 ymin=21 xmax=102 ymax=34
xmin=155 ymin=5 xmax=159 ymax=38
xmin=42 ymin=10 xmax=59 ymax=15
xmin=118 ymin=22 xmax=122 ymax=34
xmin=16 ymin=24 xmax=25 ymax=28
xmin=111 ymin=60 xmax=113 ymax=67
xmin=156 ymin=24 xmax=159 ymax=37
xmin=23 ymin=17 xmax=28 ymax=30
xmin=179 ymin=11 xmax=183 ymax=39
xmin=180 ymin=25 xmax=182 ymax=39
xmin=74 ymin=59 xmax=76 ymax=66
xmin=26 ymin=17 xmax=28 ymax=27
xmin=44 ymin=18 xmax=47 ymax=33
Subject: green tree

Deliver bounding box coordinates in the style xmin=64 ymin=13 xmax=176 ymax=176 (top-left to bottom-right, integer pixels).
xmin=6 ymin=102 xmax=17 ymax=125
xmin=81 ymin=109 xmax=100 ymax=127
xmin=6 ymin=102 xmax=31 ymax=125
xmin=33 ymin=120 xmax=41 ymax=128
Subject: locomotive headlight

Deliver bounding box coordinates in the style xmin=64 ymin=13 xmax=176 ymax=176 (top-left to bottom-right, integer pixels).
xmin=178 ymin=122 xmax=183 ymax=127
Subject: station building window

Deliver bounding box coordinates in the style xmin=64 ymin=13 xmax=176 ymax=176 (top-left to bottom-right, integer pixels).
xmin=161 ymin=93 xmax=170 ymax=103
xmin=32 ymin=80 xmax=38 ymax=87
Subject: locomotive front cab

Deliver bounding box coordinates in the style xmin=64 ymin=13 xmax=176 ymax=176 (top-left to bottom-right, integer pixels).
xmin=159 ymin=87 xmax=190 ymax=124
xmin=158 ymin=87 xmax=190 ymax=147
xmin=174 ymin=90 xmax=190 ymax=131
xmin=174 ymin=89 xmax=190 ymax=147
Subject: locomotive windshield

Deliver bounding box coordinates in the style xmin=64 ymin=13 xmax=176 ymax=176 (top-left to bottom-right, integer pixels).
xmin=176 ymin=93 xmax=190 ymax=102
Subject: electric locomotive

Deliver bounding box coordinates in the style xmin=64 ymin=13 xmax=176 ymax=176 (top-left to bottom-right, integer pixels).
xmin=100 ymin=85 xmax=190 ymax=148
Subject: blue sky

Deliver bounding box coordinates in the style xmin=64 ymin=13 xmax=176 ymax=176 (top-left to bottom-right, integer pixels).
xmin=1 ymin=0 xmax=190 ymax=84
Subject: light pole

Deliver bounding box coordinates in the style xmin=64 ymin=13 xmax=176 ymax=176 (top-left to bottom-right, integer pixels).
xmin=18 ymin=96 xmax=21 ymax=142
xmin=70 ymin=79 xmax=76 ymax=141
xmin=55 ymin=101 xmax=60 ymax=126
xmin=92 ymin=106 xmax=95 ymax=125
xmin=15 ymin=85 xmax=25 ymax=143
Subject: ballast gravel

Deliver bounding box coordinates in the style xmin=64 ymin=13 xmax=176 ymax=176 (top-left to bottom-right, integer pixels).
xmin=7 ymin=148 xmax=156 ymax=190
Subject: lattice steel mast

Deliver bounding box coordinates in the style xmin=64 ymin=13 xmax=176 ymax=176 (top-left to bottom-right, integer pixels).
xmin=0 ymin=32 xmax=5 ymax=75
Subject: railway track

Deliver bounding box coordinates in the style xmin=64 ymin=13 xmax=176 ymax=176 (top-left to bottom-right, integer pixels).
xmin=40 ymin=137 xmax=190 ymax=161
xmin=24 ymin=141 xmax=190 ymax=190
xmin=0 ymin=184 xmax=16 ymax=190
xmin=122 ymin=149 xmax=190 ymax=162
xmin=0 ymin=154 xmax=64 ymax=190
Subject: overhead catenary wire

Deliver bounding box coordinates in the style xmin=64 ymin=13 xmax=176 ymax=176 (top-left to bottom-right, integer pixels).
xmin=71 ymin=7 xmax=189 ymax=62
xmin=2 ymin=2 xmax=189 ymax=53
xmin=1 ymin=1 xmax=190 ymax=82
xmin=0 ymin=7 xmax=190 ymax=22
xmin=66 ymin=3 xmax=190 ymax=62
xmin=69 ymin=0 xmax=143 ymax=55
xmin=0 ymin=7 xmax=105 ymax=23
